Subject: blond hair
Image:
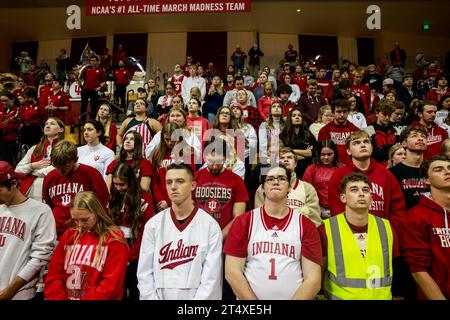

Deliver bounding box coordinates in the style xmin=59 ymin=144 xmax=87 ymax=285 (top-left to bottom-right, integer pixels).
xmin=51 ymin=140 xmax=77 ymax=166
xmin=345 ymin=130 xmax=371 ymax=149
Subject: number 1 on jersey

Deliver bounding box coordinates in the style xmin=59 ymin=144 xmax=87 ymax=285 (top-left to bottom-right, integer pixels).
xmin=268 ymin=258 xmax=278 ymax=280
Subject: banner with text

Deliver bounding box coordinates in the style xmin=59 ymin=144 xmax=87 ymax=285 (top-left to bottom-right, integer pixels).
xmin=86 ymin=0 xmax=252 ymax=16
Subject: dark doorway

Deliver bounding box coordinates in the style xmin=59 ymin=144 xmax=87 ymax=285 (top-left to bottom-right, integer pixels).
xmin=113 ymin=33 xmax=148 ymax=71
xmin=298 ymin=35 xmax=338 ymax=67
xmin=70 ymin=36 xmax=107 ymax=65
xmin=187 ymin=32 xmax=227 ymax=77
xmin=10 ymin=41 xmax=38 ymax=73
xmin=357 ymin=37 xmax=375 ymax=66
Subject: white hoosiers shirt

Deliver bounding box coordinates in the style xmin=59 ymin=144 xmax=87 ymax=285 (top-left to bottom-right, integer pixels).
xmin=137 ymin=206 xmax=223 ymax=300
xmin=245 ymin=207 xmax=303 ymax=300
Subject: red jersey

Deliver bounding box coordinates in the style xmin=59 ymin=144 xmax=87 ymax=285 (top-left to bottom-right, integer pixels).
xmin=399 ymin=195 xmax=450 ymax=299
xmin=328 ymin=160 xmax=405 ymax=230
xmin=302 ymin=163 xmax=344 ymax=209
xmin=39 ymin=84 xmax=52 ymax=108
xmin=113 ymin=68 xmax=132 ymax=85
xmin=42 ymin=164 xmax=110 ymax=238
xmin=195 ymin=168 xmax=249 ymax=229
xmin=21 ymin=102 xmax=45 ymax=125
xmin=106 ymin=158 xmax=154 ymax=182
xmin=168 ymin=74 xmax=184 ymax=94
xmin=292 ymin=74 xmax=308 ymax=93
xmin=316 ymin=79 xmax=334 ymax=103
xmin=47 ymin=90 xmax=72 ymax=124
xmin=317 ymin=121 xmax=359 ymax=165
xmin=425 ymin=87 xmax=450 ymax=103
xmin=257 ymin=95 xmax=277 ymax=120
xmin=280 ymin=100 xmax=296 ymax=117
xmin=351 ymin=84 xmax=371 ymax=116
xmin=0 ymin=105 xmax=21 ymax=141
xmin=45 ymin=228 xmax=129 ymax=300
xmin=81 ymin=66 xmax=107 ymax=90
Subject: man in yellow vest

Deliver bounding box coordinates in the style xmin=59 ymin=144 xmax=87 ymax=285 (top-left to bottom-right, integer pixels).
xmin=319 ymin=173 xmax=399 ymax=300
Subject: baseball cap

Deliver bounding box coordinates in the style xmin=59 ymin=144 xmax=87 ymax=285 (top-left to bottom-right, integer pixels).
xmin=0 ymin=161 xmax=25 ymax=184
xmin=383 ymin=78 xmax=394 ymax=86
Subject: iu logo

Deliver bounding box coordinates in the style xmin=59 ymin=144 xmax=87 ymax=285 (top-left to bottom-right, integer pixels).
xmin=61 ymin=194 xmax=72 ymax=207
xmin=207 ymin=199 xmax=219 ymax=213
xmin=0 ymin=235 xmax=6 ymax=247
xmin=94 ymin=155 xmax=100 ymax=161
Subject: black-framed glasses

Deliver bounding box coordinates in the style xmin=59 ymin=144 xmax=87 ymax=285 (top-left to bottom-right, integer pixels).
xmin=265 ymin=175 xmax=289 ymax=184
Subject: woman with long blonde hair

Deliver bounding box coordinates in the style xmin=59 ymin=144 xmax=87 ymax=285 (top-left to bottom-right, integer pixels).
xmin=45 ymin=191 xmax=129 ymax=300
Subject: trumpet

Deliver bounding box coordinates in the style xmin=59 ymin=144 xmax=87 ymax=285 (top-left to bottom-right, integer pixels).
xmin=0 ymin=108 xmax=20 ymax=127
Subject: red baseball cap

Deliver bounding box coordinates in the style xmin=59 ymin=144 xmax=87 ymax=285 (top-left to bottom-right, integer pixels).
xmin=0 ymin=161 xmax=26 ymax=184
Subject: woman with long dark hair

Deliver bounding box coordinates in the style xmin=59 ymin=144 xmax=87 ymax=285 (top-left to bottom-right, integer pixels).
xmin=95 ymin=103 xmax=117 ymax=151
xmin=77 ymin=119 xmax=115 ymax=180
xmin=280 ymin=108 xmax=316 ymax=178
xmin=302 ymin=139 xmax=343 ymax=218
xmin=106 ymin=131 xmax=153 ymax=193
xmin=109 ymin=162 xmax=154 ymax=300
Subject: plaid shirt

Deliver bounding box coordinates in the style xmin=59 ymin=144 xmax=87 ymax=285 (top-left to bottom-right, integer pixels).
xmin=242 ymin=105 xmax=263 ymax=130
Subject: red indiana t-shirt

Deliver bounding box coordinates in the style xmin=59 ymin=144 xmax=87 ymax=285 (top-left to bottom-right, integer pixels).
xmin=195 ymin=168 xmax=249 ymax=229
xmin=224 ymin=207 xmax=322 ymax=266
xmin=106 ymin=158 xmax=154 ymax=182
xmin=318 ymin=121 xmax=359 ymax=166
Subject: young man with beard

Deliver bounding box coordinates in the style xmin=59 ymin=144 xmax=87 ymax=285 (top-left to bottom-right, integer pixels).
xmin=399 ymin=156 xmax=450 ymax=300
xmin=195 ymin=141 xmax=248 ymax=239
xmin=335 ymin=79 xmax=365 ymax=115
xmin=137 ymin=163 xmax=223 ymax=300
xmin=225 ymin=165 xmax=322 ymax=300
xmin=0 ymin=162 xmax=56 ymax=300
xmin=319 ymin=173 xmax=399 ymax=300
xmin=390 ymin=125 xmax=430 ymax=209
xmin=42 ymin=140 xmax=109 ymax=239
xmin=318 ymin=99 xmax=359 ymax=165
xmin=327 ymin=130 xmax=405 ymax=230
xmin=351 ymin=69 xmax=371 ymax=116
xmin=277 ymin=84 xmax=296 ymax=116
xmin=411 ymin=100 xmax=448 ymax=159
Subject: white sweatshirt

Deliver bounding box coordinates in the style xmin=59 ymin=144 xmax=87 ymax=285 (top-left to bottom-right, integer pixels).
xmin=0 ymin=198 xmax=57 ymax=300
xmin=77 ymin=143 xmax=115 ymax=180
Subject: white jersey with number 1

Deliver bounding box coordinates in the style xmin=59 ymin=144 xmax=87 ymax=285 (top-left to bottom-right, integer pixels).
xmin=245 ymin=207 xmax=303 ymax=300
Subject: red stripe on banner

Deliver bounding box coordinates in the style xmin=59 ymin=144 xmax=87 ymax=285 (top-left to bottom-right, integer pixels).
xmin=86 ymin=0 xmax=252 ymax=16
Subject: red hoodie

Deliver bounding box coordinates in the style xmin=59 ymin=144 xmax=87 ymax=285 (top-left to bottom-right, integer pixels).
xmin=399 ymin=195 xmax=450 ymax=299
xmin=411 ymin=121 xmax=449 ymax=160
xmin=328 ymin=159 xmax=405 ymax=230
xmin=317 ymin=121 xmax=359 ymax=165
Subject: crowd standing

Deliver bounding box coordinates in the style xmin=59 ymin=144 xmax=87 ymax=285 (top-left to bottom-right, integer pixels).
xmin=0 ymin=42 xmax=450 ymax=300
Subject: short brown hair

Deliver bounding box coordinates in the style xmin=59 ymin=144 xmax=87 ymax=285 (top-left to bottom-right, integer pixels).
xmin=51 ymin=140 xmax=77 ymax=166
xmin=340 ymin=173 xmax=371 ymax=193
xmin=376 ymin=100 xmax=396 ymax=115
xmin=345 ymin=130 xmax=371 ymax=149
xmin=421 ymin=155 xmax=450 ymax=178
xmin=400 ymin=125 xmax=428 ymax=143
xmin=331 ymin=99 xmax=350 ymax=113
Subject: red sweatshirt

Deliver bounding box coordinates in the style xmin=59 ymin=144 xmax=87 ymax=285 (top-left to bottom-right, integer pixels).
xmin=257 ymin=95 xmax=277 ymax=120
xmin=411 ymin=121 xmax=449 ymax=160
xmin=317 ymin=121 xmax=359 ymax=165
xmin=81 ymin=66 xmax=107 ymax=90
xmin=328 ymin=159 xmax=405 ymax=230
xmin=0 ymin=105 xmax=21 ymax=141
xmin=42 ymin=164 xmax=110 ymax=238
xmin=399 ymin=195 xmax=450 ymax=299
xmin=45 ymin=228 xmax=129 ymax=300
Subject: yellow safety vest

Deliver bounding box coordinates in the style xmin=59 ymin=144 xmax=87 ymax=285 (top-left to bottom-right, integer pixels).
xmin=324 ymin=213 xmax=393 ymax=300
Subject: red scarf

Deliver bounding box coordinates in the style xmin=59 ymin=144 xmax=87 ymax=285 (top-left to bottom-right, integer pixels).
xmin=19 ymin=138 xmax=55 ymax=194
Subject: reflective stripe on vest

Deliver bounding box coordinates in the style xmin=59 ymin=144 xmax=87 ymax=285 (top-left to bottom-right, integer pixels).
xmin=327 ymin=214 xmax=392 ymax=289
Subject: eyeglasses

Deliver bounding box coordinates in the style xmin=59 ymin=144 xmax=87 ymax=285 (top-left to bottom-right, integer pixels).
xmin=219 ymin=111 xmax=231 ymax=116
xmin=265 ymin=175 xmax=289 ymax=184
